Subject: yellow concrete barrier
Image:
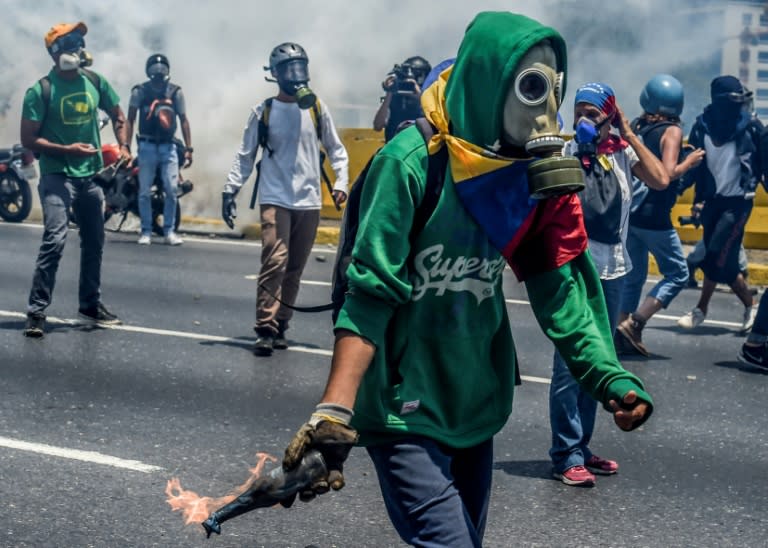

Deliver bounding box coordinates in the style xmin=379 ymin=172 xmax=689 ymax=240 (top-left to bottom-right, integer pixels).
xmin=320 ymin=128 xmax=384 ymax=219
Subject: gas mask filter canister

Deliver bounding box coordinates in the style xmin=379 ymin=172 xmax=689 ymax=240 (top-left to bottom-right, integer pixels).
xmin=501 ymin=45 xmax=585 ymax=199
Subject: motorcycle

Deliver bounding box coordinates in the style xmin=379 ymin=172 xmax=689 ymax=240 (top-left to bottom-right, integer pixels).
xmin=0 ymin=144 xmax=37 ymax=223
xmin=96 ymin=138 xmax=194 ymax=235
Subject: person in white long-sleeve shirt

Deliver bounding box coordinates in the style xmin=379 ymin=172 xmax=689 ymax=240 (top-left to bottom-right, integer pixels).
xmin=222 ymin=42 xmax=349 ymax=356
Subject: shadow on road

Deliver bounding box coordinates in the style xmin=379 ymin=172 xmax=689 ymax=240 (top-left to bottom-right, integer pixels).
xmin=492 ymin=459 xmax=552 ymax=480
xmin=714 ymin=360 xmax=768 ymax=376
xmin=0 ymin=319 xmax=105 ymax=336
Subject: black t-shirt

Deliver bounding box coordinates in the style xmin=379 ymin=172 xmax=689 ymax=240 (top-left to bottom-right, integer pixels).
xmin=384 ymin=95 xmax=423 ymax=142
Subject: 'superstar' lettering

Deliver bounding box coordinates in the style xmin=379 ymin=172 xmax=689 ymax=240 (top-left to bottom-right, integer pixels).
xmin=411 ymin=244 xmax=505 ymax=304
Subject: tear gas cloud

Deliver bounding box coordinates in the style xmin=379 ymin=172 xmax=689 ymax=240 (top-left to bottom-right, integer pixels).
xmin=0 ymin=0 xmax=724 ymax=219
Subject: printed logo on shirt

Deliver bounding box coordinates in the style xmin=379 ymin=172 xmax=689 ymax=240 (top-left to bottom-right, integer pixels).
xmin=411 ymin=244 xmax=505 ymax=305
xmin=60 ymin=92 xmax=95 ymax=125
xmin=400 ymin=400 xmax=420 ymax=415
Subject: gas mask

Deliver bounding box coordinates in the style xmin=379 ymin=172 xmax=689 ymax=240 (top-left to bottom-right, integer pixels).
xmin=51 ymin=32 xmax=92 ymax=71
xmin=573 ymin=115 xmax=611 ymax=157
xmin=501 ymin=43 xmax=584 ymax=199
xmin=274 ymin=59 xmax=316 ymax=109
xmin=147 ymin=62 xmax=170 ymax=87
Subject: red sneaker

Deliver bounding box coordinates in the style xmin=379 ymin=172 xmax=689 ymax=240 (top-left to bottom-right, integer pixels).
xmin=586 ymin=455 xmax=619 ymax=475
xmin=553 ymin=465 xmax=596 ymax=487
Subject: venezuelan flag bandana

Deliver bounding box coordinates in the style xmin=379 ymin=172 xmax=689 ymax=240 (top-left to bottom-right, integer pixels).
xmin=421 ymin=67 xmax=587 ymax=281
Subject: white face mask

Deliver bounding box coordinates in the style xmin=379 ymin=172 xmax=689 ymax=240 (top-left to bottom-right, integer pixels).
xmin=58 ymin=49 xmax=92 ymax=71
xmin=501 ymin=43 xmax=563 ymax=149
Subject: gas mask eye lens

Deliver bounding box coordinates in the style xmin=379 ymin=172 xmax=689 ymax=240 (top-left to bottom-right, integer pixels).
xmin=515 ymin=69 xmax=550 ymax=106
xmin=53 ymin=32 xmax=85 ymax=54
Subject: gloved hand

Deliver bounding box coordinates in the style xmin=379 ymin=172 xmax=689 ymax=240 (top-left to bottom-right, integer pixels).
xmin=282 ymin=403 xmax=358 ymax=506
xmin=222 ymin=191 xmax=237 ymax=229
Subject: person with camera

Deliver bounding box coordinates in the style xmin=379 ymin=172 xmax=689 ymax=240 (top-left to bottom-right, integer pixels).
xmin=676 ymin=76 xmax=764 ymax=332
xmin=126 ymin=54 xmax=192 ymax=246
xmin=221 ymin=42 xmax=349 ymax=357
xmin=20 ymin=21 xmax=130 ymax=338
xmin=614 ymin=74 xmax=705 ymax=357
xmin=372 ymin=56 xmax=431 ymax=142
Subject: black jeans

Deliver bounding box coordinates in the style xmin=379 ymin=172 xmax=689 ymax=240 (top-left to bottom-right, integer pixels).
xmin=28 ymin=173 xmax=105 ymax=315
xmin=701 ymin=195 xmax=752 ymax=284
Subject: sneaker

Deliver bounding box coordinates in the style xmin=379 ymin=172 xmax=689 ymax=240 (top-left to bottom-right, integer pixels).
xmin=78 ymin=303 xmax=122 ymax=325
xmin=737 ymin=343 xmax=768 ymax=369
xmin=677 ymin=307 xmax=705 ymax=329
xmin=137 ymin=234 xmax=151 ymax=245
xmin=741 ymin=305 xmax=757 ymax=333
xmin=253 ymin=329 xmax=274 ymax=356
xmin=23 ymin=313 xmax=45 ymax=338
xmin=553 ymin=465 xmax=595 ymax=487
xmin=164 ymin=232 xmax=183 ymax=246
xmin=273 ymin=321 xmax=288 ymax=350
xmin=616 ymin=315 xmax=649 ymax=357
xmin=586 ymin=455 xmax=619 ymax=475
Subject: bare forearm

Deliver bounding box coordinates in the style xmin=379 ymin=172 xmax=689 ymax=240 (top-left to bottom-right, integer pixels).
xmin=111 ymin=109 xmax=128 ymax=146
xmin=181 ymin=118 xmax=192 ymax=148
xmin=626 ymin=132 xmax=669 ymax=190
xmin=372 ymin=95 xmax=392 ymax=131
xmin=320 ymin=330 xmax=376 ymax=408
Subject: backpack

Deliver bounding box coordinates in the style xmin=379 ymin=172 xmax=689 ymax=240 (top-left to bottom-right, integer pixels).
xmin=248 ymin=97 xmax=326 ymax=210
xmin=37 ymin=68 xmax=105 ymax=126
xmin=578 ymin=156 xmax=623 ymax=245
xmin=258 ymin=97 xmax=322 ymax=156
xmin=330 ymin=118 xmax=447 ymax=322
xmin=136 ymin=81 xmax=181 ymax=142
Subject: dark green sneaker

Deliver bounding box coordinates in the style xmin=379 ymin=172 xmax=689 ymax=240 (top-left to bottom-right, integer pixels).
xmin=273 ymin=321 xmax=288 ymax=350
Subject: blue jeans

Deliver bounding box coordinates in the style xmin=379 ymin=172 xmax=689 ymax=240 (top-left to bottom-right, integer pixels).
xmin=137 ymin=140 xmax=178 ymax=236
xmin=549 ymin=276 xmax=623 ymax=473
xmin=621 ymin=225 xmax=688 ymax=313
xmin=367 ymin=437 xmax=493 ymax=548
xmin=28 ymin=174 xmax=105 ymax=315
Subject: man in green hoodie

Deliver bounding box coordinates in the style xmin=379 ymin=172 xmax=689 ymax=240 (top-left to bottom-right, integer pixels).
xmin=282 ymin=12 xmax=653 ymax=546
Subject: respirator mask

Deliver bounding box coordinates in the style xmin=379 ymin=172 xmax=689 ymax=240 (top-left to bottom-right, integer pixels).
xmin=147 ymin=62 xmax=170 ymax=86
xmin=274 ymin=59 xmax=316 ymax=109
xmin=573 ymin=115 xmax=611 ymax=157
xmin=501 ymin=43 xmax=584 ymax=199
xmin=51 ymin=32 xmax=92 ymax=71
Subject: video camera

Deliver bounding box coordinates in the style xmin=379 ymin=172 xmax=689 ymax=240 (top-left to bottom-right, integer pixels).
xmin=386 ymin=63 xmax=420 ymax=95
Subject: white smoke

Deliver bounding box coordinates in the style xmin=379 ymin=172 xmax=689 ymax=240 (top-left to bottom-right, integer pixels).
xmin=0 ymin=0 xmax=725 ymax=219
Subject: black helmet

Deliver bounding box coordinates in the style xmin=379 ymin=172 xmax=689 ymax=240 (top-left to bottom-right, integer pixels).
xmin=146 ymin=53 xmax=170 ymax=80
xmin=268 ymin=42 xmax=309 ymax=76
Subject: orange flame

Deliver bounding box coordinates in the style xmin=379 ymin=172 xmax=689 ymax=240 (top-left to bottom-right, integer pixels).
xmin=165 ymin=452 xmax=276 ymax=526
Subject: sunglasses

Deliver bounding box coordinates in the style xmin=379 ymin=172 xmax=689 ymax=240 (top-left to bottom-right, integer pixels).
xmin=51 ymin=31 xmax=85 ymax=54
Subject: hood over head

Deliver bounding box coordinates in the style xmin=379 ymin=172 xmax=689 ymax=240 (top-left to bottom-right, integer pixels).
xmin=444 ymin=11 xmax=567 ymax=150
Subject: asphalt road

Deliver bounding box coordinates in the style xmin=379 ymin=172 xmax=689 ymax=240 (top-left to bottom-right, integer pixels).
xmin=1 ymin=221 xmax=766 ymax=548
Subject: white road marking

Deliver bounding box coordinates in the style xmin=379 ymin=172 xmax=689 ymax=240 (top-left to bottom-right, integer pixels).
xmin=243 ymin=274 xmax=331 ymax=286
xmin=2 ymin=222 xmax=339 ymax=254
xmin=0 ymin=435 xmax=162 ymax=473
xmin=0 ymin=310 xmax=333 ymax=357
xmin=505 ymin=299 xmax=743 ymax=329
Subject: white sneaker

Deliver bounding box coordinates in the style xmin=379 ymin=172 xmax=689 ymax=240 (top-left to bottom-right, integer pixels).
xmin=678 ymin=307 xmax=706 ymax=329
xmin=164 ymin=232 xmax=183 ymax=246
xmin=741 ymin=305 xmax=757 ymax=333
xmin=137 ymin=234 xmax=151 ymax=245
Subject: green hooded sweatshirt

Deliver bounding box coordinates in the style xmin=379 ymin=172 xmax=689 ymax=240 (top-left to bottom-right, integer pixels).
xmin=335 ymin=12 xmax=652 ymax=448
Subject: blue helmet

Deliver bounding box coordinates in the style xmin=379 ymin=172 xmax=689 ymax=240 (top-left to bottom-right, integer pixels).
xmin=640 ymin=74 xmax=684 ymax=117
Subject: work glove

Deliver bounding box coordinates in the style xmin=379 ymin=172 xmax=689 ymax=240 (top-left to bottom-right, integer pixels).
xmin=222 ymin=191 xmax=237 ymax=229
xmin=282 ymin=403 xmax=358 ymax=507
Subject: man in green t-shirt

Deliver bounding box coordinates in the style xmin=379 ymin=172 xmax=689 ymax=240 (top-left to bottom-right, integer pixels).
xmin=20 ymin=21 xmax=131 ymax=338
